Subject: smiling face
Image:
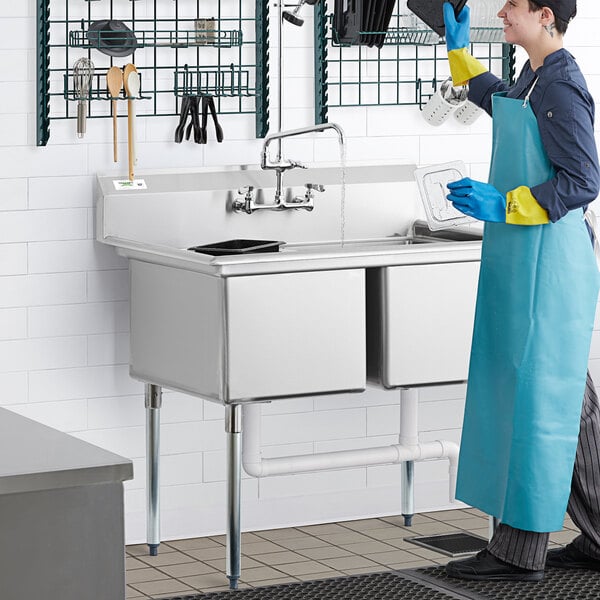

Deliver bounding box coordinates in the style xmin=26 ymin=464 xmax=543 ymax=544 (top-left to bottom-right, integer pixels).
xmin=497 ymin=0 xmax=555 ymax=47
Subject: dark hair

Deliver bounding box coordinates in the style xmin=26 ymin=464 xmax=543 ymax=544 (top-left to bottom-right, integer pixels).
xmin=528 ymin=1 xmax=571 ymax=34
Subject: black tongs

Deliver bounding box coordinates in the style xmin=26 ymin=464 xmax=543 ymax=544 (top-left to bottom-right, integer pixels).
xmin=174 ymin=94 xmax=224 ymax=144
xmin=201 ymin=96 xmax=224 ymax=144
xmin=174 ymin=95 xmax=201 ymax=143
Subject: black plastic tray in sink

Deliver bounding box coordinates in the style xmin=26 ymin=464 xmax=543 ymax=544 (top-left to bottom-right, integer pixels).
xmin=188 ymin=239 xmax=284 ymax=256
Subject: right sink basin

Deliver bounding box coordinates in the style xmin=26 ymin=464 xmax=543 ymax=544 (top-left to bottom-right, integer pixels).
xmin=366 ymin=221 xmax=482 ymax=388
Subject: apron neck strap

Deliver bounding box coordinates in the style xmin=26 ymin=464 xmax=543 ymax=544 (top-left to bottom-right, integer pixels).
xmin=523 ymin=77 xmax=540 ymax=108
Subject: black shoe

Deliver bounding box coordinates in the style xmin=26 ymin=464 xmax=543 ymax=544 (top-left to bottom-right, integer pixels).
xmin=546 ymin=544 xmax=600 ymax=571
xmin=445 ymin=549 xmax=544 ymax=582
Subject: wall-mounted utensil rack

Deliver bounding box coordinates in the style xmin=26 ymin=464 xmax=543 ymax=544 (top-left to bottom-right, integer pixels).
xmin=36 ymin=0 xmax=270 ymax=146
xmin=314 ymin=1 xmax=515 ymax=124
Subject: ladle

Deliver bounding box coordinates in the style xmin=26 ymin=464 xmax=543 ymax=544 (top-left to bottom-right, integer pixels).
xmin=123 ymin=64 xmax=139 ymax=181
xmin=106 ymin=66 xmax=123 ymax=162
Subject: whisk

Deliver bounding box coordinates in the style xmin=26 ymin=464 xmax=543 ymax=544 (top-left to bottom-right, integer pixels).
xmin=73 ymin=57 xmax=95 ymax=138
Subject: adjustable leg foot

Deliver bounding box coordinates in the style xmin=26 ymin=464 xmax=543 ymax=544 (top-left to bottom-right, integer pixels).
xmin=228 ymin=576 xmax=239 ymax=590
xmin=148 ymin=543 xmax=159 ymax=556
xmin=402 ymin=514 xmax=413 ymax=527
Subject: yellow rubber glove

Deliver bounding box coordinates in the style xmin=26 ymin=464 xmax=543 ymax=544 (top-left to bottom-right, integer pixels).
xmin=506 ymin=186 xmax=550 ymax=225
xmin=447 ymin=48 xmax=488 ymax=87
xmin=444 ymin=3 xmax=488 ymax=86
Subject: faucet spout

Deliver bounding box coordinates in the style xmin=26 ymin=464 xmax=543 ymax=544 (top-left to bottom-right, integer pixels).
xmin=261 ymin=122 xmax=346 ymax=171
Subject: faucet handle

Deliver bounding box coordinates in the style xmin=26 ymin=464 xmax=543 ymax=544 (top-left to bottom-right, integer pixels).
xmin=305 ymin=183 xmax=325 ymax=193
xmin=238 ymin=185 xmax=254 ymax=197
xmin=288 ymin=160 xmax=307 ymax=170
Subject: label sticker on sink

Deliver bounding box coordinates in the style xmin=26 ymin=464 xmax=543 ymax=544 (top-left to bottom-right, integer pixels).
xmin=113 ymin=179 xmax=147 ymax=190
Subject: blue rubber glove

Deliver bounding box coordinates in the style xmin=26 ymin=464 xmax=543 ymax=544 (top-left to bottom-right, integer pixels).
xmin=447 ymin=178 xmax=506 ymax=223
xmin=443 ymin=2 xmax=470 ymax=51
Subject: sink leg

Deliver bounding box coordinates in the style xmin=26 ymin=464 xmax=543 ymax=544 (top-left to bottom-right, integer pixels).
xmin=145 ymin=384 xmax=162 ymax=556
xmin=226 ymin=404 xmax=242 ymax=590
xmin=400 ymin=388 xmax=418 ymax=527
xmin=401 ymin=460 xmax=415 ymax=526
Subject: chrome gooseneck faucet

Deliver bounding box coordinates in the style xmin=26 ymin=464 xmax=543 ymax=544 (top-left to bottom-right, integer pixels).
xmin=233 ymin=0 xmax=346 ymax=215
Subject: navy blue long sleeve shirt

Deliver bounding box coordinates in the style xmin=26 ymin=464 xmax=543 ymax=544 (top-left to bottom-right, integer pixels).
xmin=468 ymin=49 xmax=600 ymax=223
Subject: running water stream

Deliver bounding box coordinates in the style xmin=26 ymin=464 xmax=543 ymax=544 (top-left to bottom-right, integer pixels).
xmin=339 ymin=139 xmax=347 ymax=247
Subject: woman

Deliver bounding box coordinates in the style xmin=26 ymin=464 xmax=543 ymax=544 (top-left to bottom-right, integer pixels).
xmin=442 ymin=0 xmax=600 ymax=581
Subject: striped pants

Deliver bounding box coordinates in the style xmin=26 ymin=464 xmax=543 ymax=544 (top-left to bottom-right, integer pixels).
xmin=487 ymin=372 xmax=600 ymax=570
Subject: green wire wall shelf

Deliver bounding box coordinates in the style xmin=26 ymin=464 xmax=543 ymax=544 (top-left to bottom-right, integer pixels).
xmin=314 ymin=1 xmax=515 ymax=124
xmin=36 ymin=0 xmax=270 ymax=146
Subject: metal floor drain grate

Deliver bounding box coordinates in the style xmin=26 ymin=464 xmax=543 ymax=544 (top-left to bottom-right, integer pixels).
xmin=410 ymin=565 xmax=600 ymax=599
xmin=406 ymin=532 xmax=489 ymax=557
xmin=154 ymin=571 xmax=466 ymax=599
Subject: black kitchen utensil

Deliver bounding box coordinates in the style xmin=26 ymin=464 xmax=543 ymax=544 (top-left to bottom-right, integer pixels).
xmin=188 ymin=239 xmax=283 ymax=256
xmin=174 ymin=95 xmax=191 ymax=143
xmin=201 ymin=96 xmax=224 ymax=143
xmin=407 ymin=0 xmax=468 ymax=37
xmin=185 ymin=95 xmax=202 ymax=144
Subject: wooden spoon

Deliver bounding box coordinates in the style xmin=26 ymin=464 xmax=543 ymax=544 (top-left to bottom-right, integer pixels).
xmin=106 ymin=66 xmax=123 ymax=162
xmin=123 ymin=64 xmax=139 ymax=181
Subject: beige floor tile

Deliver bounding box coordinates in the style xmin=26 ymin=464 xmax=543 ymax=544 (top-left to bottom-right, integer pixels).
xmin=274 ymin=536 xmax=330 ymax=551
xmin=254 ymin=528 xmax=308 ymax=541
xmin=452 ymin=517 xmax=490 ymax=531
xmin=137 ymin=551 xmax=197 ymax=567
xmin=126 ymin=585 xmax=148 ymax=599
xmin=428 ymin=509 xmax=473 ymax=522
xmin=390 ymin=559 xmax=438 ymax=570
xmin=550 ymin=530 xmax=578 ymax=544
xmin=384 ymin=538 xmax=420 ymax=550
xmin=240 ymin=540 xmax=287 ymax=555
xmin=297 ymin=523 xmax=350 ymax=535
xmin=275 ymin=560 xmax=337 ymax=577
xmin=241 ymin=532 xmax=271 ymax=543
xmin=340 ymin=540 xmax=397 ymax=555
xmin=295 ymin=571 xmax=343 ymax=582
xmin=359 ymin=526 xmax=409 ymax=541
xmin=126 ymin=567 xmax=168 ymax=585
xmin=237 ymin=565 xmax=288 ymax=582
xmin=316 ymin=531 xmax=374 ymax=545
xmin=185 ymin=546 xmax=229 ymax=561
xmin=364 ymin=549 xmax=424 ymax=566
xmin=244 ymin=576 xmax=299 ymax=587
xmin=126 ymin=556 xmax=147 ymax=571
xmin=180 ymin=571 xmax=231 ymax=589
xmin=158 ymin=561 xmax=217 ymax=578
xmin=463 ymin=508 xmax=488 ymax=518
xmin=342 ymin=565 xmax=390 ymax=575
xmin=320 ymin=555 xmax=380 ymax=570
xmin=337 ymin=518 xmax=393 ymax=532
xmin=403 ymin=545 xmax=447 ymax=560
xmin=401 ymin=522 xmax=461 ymax=536
xmin=251 ymin=550 xmax=310 ymax=566
xmin=126 ymin=544 xmax=152 ymax=557
xmin=203 ymin=556 xmax=266 ymax=572
xmin=130 ymin=579 xmax=194 ymax=597
xmin=209 ymin=534 xmax=226 ymax=544
xmin=381 ymin=514 xmax=435 ymax=527
xmin=164 ymin=537 xmax=223 ymax=552
xmin=296 ymin=546 xmax=354 ymax=561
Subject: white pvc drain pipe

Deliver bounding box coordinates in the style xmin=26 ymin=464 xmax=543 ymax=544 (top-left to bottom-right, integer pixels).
xmin=241 ymin=388 xmax=458 ymax=503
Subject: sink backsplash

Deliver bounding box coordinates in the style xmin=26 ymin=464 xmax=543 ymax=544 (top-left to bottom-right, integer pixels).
xmin=96 ymin=164 xmax=425 ymax=249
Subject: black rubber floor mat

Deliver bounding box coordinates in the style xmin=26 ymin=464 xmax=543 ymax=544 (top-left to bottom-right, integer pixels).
xmin=406 ymin=532 xmax=489 ymax=557
xmin=409 ymin=565 xmax=600 ymax=599
xmin=154 ymin=571 xmax=469 ymax=599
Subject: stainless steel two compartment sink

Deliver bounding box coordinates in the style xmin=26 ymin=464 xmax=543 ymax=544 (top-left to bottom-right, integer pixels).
xmin=96 ymin=165 xmax=482 ymax=583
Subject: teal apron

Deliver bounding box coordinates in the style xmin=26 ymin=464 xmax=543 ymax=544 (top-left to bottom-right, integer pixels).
xmin=455 ymin=82 xmax=600 ymax=532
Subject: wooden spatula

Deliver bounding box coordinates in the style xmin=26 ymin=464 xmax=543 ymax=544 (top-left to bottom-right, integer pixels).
xmin=123 ymin=64 xmax=139 ymax=181
xmin=106 ymin=66 xmax=123 ymax=162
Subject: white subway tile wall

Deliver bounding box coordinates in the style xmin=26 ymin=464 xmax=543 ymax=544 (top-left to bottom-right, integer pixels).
xmin=1 ymin=0 xmax=599 ymax=545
